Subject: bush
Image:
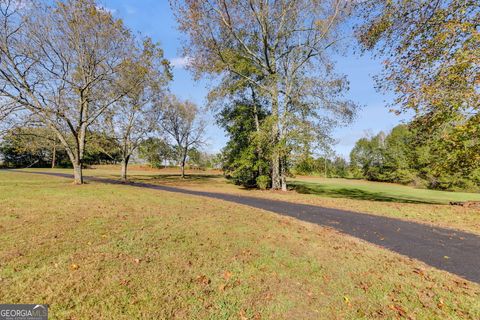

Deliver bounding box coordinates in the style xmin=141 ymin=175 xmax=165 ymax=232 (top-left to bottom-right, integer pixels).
xmin=256 ymin=175 xmax=271 ymax=190
xmin=469 ymin=169 xmax=480 ymax=186
xmin=392 ymin=169 xmax=416 ymax=185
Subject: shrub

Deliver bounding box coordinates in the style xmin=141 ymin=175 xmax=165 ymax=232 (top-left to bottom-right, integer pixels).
xmin=256 ymin=175 xmax=271 ymax=190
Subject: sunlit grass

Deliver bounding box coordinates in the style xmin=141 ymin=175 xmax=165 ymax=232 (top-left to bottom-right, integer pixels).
xmin=1 ymin=170 xmax=479 ymax=319
xmin=19 ymin=167 xmax=480 ymax=235
xmin=291 ymin=176 xmax=480 ymax=204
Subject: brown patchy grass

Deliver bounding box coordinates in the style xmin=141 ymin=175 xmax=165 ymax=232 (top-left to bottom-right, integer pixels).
xmin=1 ymin=170 xmax=479 ymax=319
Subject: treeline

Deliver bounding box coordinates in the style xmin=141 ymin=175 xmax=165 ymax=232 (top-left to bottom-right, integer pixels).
xmin=0 ymin=0 xmax=477 ymax=190
xmin=289 ymin=120 xmax=480 ymax=192
xmin=0 ymin=127 xmax=120 ymax=168
xmin=0 ymin=127 xmax=218 ymax=171
xmin=350 ymin=121 xmax=480 ymax=191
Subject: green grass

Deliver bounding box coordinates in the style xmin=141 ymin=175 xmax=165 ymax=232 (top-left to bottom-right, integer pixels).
xmin=291 ymin=176 xmax=480 ymax=205
xmin=20 ymin=167 xmax=480 ymax=234
xmin=1 ymin=170 xmax=480 ymax=319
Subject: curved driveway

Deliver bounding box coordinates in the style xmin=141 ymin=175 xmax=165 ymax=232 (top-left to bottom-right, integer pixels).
xmin=21 ymin=171 xmax=480 ymax=284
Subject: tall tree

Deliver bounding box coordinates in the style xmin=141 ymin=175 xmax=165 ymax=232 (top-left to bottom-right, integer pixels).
xmin=160 ymin=96 xmax=205 ymax=178
xmin=105 ymin=38 xmax=171 ymax=182
xmin=217 ymin=97 xmax=270 ymax=187
xmin=0 ymin=0 xmax=134 ymax=183
xmin=172 ymin=0 xmax=357 ymax=190
xmin=357 ymin=0 xmax=479 ymax=125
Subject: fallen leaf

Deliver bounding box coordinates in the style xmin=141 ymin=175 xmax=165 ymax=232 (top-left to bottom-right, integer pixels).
xmin=239 ymin=310 xmax=248 ymax=320
xmin=357 ymin=281 xmax=370 ymax=292
xmin=223 ymin=270 xmax=233 ymax=281
xmin=196 ymin=275 xmax=211 ymax=286
xmin=437 ymin=298 xmax=445 ymax=309
xmin=388 ymin=304 xmax=407 ymax=317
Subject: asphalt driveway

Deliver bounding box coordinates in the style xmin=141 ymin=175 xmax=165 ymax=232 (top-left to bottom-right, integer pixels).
xmin=20 ymin=171 xmax=480 ymax=284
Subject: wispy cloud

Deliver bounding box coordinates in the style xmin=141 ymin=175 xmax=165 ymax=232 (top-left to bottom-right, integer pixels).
xmin=96 ymin=5 xmax=117 ymax=15
xmin=170 ymin=56 xmax=192 ymax=68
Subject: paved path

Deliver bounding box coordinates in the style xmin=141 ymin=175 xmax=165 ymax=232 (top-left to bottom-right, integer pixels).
xmin=20 ymin=171 xmax=480 ymax=284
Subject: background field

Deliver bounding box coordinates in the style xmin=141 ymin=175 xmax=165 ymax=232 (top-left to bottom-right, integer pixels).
xmin=1 ymin=170 xmax=480 ymax=319
xmin=290 ymin=176 xmax=480 ymax=204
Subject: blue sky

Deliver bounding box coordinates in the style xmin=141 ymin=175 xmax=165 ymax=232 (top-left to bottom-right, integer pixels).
xmin=102 ymin=0 xmax=411 ymax=158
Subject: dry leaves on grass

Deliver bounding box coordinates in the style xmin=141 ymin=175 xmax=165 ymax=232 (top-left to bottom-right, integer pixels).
xmin=388 ymin=304 xmax=408 ymax=318
xmin=196 ymin=275 xmax=211 ymax=286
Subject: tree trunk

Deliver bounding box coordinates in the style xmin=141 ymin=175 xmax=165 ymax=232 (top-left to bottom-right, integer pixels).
xmin=51 ymin=143 xmax=56 ymax=169
xmin=271 ymin=86 xmax=281 ymax=190
xmin=181 ymin=160 xmax=186 ymax=178
xmin=73 ymin=160 xmax=83 ymax=185
xmin=272 ymin=154 xmax=281 ymax=189
xmin=73 ymin=136 xmax=85 ymax=185
xmin=252 ymin=87 xmax=264 ymax=177
xmin=121 ymin=155 xmax=130 ymax=182
xmin=280 ymin=157 xmax=287 ymax=191
xmin=180 ymin=147 xmax=188 ymax=179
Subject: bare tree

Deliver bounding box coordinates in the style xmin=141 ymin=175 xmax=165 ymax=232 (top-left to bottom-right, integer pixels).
xmin=0 ymin=0 xmax=134 ymax=183
xmin=105 ymin=39 xmax=171 ymax=182
xmin=161 ymin=96 xmax=205 ymax=178
xmin=171 ymin=0 xmax=357 ymax=190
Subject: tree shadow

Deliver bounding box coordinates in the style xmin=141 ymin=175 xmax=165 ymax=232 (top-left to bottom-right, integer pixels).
xmin=131 ymin=173 xmax=223 ymax=184
xmin=291 ymin=182 xmax=440 ymax=204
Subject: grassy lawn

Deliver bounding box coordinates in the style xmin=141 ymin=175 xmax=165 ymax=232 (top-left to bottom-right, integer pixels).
xmin=290 ymin=176 xmax=480 ymax=205
xmin=1 ymin=170 xmax=480 ymax=319
xmin=60 ymin=166 xmax=480 ymax=235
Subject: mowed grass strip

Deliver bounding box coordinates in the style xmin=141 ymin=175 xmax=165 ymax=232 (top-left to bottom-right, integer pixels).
xmin=1 ymin=171 xmax=479 ymax=319
xmin=290 ymin=176 xmax=480 ymax=204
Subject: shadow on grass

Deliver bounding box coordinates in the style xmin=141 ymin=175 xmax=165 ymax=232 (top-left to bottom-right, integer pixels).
xmin=131 ymin=174 xmax=223 ymax=184
xmin=291 ymin=182 xmax=440 ymax=204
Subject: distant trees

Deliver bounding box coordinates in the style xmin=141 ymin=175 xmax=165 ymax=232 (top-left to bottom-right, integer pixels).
xmin=349 ymin=127 xmax=418 ymax=183
xmin=0 ymin=127 xmax=67 ymax=168
xmin=172 ymin=0 xmax=357 ymax=190
xmin=0 ymin=125 xmax=122 ymax=168
xmin=293 ymin=154 xmax=349 ymax=179
xmin=349 ymin=124 xmax=480 ymax=191
xmin=160 ymin=96 xmax=205 ymax=178
xmin=138 ymin=138 xmax=174 ymax=169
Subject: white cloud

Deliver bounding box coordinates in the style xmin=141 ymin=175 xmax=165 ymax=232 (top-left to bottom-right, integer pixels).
xmin=96 ymin=5 xmax=117 ymax=15
xmin=170 ymin=56 xmax=192 ymax=68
